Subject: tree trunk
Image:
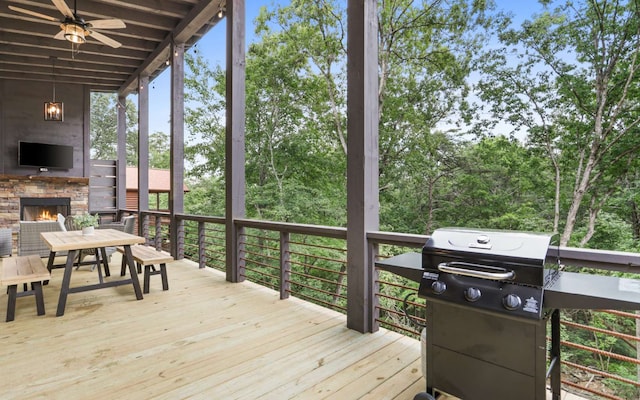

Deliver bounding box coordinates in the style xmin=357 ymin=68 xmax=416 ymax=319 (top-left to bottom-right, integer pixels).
xmin=579 ymin=205 xmax=598 ymax=247
xmin=552 ymin=154 xmax=561 ymax=233
xmin=561 ymin=157 xmax=596 ymax=246
xmin=631 ymin=200 xmax=640 ymax=240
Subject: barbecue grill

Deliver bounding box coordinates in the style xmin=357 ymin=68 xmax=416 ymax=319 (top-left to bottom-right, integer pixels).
xmin=376 ymin=227 xmax=640 ymax=400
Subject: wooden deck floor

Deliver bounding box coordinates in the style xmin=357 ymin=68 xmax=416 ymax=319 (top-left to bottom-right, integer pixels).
xmin=0 ymin=254 xmax=424 ymax=399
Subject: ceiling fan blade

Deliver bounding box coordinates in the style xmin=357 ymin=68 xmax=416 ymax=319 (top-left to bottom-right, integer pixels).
xmin=8 ymin=5 xmax=58 ymax=22
xmin=51 ymin=0 xmax=74 ymax=19
xmin=89 ymin=31 xmax=122 ymax=48
xmin=54 ymin=30 xmax=66 ymax=40
xmin=87 ymin=19 xmax=126 ymax=30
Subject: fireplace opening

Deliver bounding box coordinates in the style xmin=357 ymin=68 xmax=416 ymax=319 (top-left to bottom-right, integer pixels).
xmin=20 ymin=197 xmax=71 ymax=221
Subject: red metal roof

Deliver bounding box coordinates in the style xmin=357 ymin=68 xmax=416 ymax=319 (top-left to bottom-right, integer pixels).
xmin=126 ymin=167 xmax=189 ymax=193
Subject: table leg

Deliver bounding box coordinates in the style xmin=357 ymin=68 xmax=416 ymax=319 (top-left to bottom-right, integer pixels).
xmin=44 ymin=251 xmax=56 ymax=285
xmin=100 ymin=247 xmax=110 ymax=277
xmin=124 ymin=245 xmax=143 ymax=300
xmin=95 ymin=249 xmax=105 ymax=284
xmin=46 ymin=251 xmax=56 ymax=273
xmin=56 ymin=250 xmax=77 ymax=317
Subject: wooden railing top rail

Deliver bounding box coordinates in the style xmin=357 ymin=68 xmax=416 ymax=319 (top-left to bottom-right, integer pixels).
xmin=175 ymin=213 xmax=225 ymax=224
xmin=235 ymin=218 xmax=347 ymax=239
xmin=133 ymin=211 xmax=640 ymax=275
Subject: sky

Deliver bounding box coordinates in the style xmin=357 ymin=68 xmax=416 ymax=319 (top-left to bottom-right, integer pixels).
xmin=145 ymin=0 xmax=552 ymax=138
xmin=145 ymin=2 xmax=272 ymax=135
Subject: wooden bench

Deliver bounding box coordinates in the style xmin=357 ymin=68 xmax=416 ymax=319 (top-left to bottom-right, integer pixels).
xmin=1 ymin=255 xmax=51 ymax=322
xmin=117 ymin=246 xmax=173 ymax=294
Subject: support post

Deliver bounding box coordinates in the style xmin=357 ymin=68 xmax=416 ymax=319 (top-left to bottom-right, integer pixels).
xmin=170 ymin=41 xmax=185 ymax=260
xmin=225 ymin=0 xmax=246 ymax=283
xmin=116 ymin=94 xmax=127 ymax=214
xmin=346 ymin=0 xmax=379 ymax=333
xmin=137 ymin=75 xmax=150 ymax=237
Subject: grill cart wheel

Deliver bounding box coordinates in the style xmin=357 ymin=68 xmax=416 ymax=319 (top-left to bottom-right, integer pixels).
xmin=413 ymin=393 xmax=436 ymax=400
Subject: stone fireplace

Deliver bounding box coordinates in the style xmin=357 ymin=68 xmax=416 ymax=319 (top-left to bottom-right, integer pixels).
xmin=0 ymin=175 xmax=89 ymax=254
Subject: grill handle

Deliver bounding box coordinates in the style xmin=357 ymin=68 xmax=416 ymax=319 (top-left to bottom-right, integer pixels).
xmin=437 ymin=262 xmax=515 ymax=281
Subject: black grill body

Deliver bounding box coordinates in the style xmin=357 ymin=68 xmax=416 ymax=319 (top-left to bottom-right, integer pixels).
xmin=420 ymin=228 xmax=558 ymax=399
xmin=374 ymin=227 xmax=640 ymax=400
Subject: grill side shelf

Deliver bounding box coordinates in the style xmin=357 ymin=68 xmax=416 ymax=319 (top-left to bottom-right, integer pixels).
xmin=375 ymin=252 xmax=423 ymax=283
xmin=545 ymin=271 xmax=640 ymax=310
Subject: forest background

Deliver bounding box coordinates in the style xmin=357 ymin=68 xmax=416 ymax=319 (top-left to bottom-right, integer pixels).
xmin=89 ymin=1 xmax=640 ymax=396
xmin=90 ymin=0 xmax=640 ymax=252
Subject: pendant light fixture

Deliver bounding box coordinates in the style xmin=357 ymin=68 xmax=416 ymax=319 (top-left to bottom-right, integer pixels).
xmin=44 ymin=57 xmax=64 ymax=121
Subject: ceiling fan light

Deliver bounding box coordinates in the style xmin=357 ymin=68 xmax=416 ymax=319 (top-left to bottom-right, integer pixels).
xmin=63 ymin=23 xmax=86 ymax=44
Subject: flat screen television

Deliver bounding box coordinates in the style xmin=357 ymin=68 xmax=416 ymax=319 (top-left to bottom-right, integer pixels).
xmin=18 ymin=141 xmax=74 ymax=170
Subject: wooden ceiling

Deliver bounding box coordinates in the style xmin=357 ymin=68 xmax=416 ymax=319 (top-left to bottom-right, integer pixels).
xmin=0 ymin=0 xmax=225 ymax=94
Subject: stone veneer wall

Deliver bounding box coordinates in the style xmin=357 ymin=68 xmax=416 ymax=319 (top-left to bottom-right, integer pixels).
xmin=0 ymin=175 xmax=89 ymax=255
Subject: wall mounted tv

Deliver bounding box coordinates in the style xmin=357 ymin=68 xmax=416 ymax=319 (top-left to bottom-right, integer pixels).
xmin=18 ymin=141 xmax=74 ymax=170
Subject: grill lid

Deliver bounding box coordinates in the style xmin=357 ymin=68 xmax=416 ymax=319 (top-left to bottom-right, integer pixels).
xmin=423 ymin=227 xmax=559 ymax=287
xmin=426 ymin=228 xmax=554 ymax=265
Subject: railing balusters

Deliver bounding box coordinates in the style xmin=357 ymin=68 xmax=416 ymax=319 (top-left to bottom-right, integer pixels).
xmin=280 ymin=231 xmax=290 ymax=300
xmin=198 ymin=221 xmax=206 ymax=269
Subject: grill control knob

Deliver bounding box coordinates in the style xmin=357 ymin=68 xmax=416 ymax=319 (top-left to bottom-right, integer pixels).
xmin=464 ymin=287 xmax=482 ymax=302
xmin=431 ymin=281 xmax=446 ymax=295
xmin=503 ymin=294 xmax=522 ymax=311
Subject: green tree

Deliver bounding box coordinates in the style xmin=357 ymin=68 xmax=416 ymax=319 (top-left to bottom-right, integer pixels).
xmin=476 ymin=0 xmax=640 ymax=246
xmin=89 ymin=92 xmax=138 ymax=161
xmin=245 ymin=0 xmax=500 ymax=229
xmin=184 ymin=54 xmax=227 ymax=179
xmin=435 ymin=136 xmax=554 ymax=231
xmin=149 ymin=131 xmax=170 ymax=169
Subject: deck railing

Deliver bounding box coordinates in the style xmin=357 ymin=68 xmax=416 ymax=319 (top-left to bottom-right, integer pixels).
xmin=134 ymin=210 xmax=639 ymax=400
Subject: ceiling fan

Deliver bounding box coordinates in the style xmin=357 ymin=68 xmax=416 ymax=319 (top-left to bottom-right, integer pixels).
xmin=9 ymin=0 xmax=126 ymax=48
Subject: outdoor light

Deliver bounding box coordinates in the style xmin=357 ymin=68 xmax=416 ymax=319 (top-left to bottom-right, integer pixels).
xmin=44 ymin=58 xmax=64 ymax=121
xmin=63 ymin=23 xmax=86 ymax=44
xmin=44 ymin=102 xmax=63 ymax=121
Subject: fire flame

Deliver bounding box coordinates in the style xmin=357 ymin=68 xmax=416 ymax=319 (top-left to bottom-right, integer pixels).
xmin=37 ymin=210 xmax=56 ymax=221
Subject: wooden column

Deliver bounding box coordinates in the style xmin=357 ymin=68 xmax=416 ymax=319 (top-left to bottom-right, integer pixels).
xmin=170 ymin=42 xmax=185 ymax=259
xmin=82 ymin=86 xmax=91 ymax=176
xmin=346 ymin=0 xmax=379 ymax=333
xmin=225 ymin=0 xmax=246 ymax=283
xmin=116 ymin=94 xmax=127 ymax=214
xmin=137 ymin=75 xmax=150 ymax=236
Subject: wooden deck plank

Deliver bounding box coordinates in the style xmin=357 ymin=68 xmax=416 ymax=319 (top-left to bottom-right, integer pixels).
xmin=292 ymin=334 xmax=420 ymax=399
xmin=0 ymin=254 xmax=422 ymax=400
xmin=360 ymin=358 xmax=424 ymax=400
xmin=256 ymin=330 xmax=405 ymax=399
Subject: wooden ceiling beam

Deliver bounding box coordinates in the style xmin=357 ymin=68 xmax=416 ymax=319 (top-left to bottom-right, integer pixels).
xmin=118 ymin=0 xmax=224 ymax=94
xmin=0 ymin=0 xmax=226 ymax=92
xmin=0 ymin=71 xmax=122 ymax=89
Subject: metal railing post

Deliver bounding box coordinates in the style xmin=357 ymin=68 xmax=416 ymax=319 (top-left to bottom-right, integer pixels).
xmin=154 ymin=215 xmax=162 ymax=250
xmin=198 ymin=221 xmax=206 ymax=269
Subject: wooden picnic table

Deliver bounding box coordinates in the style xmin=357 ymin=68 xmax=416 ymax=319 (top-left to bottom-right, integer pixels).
xmin=40 ymin=229 xmax=146 ymax=316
